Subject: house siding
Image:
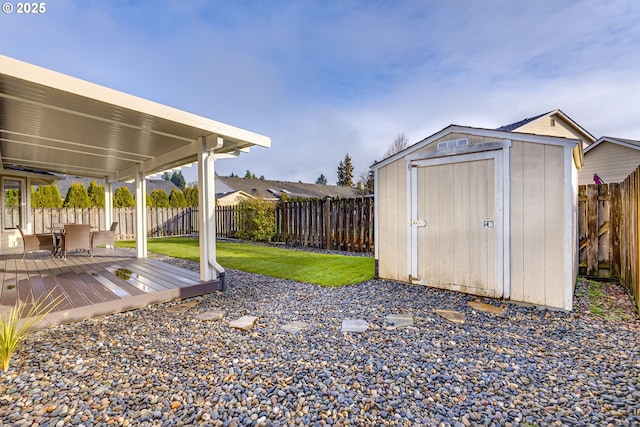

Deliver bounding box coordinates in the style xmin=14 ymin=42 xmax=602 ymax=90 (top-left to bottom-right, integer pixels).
xmin=579 ymin=143 xmax=640 ymax=185
xmin=509 ymin=140 xmax=566 ymax=307
xmin=516 ymin=116 xmax=588 ymax=147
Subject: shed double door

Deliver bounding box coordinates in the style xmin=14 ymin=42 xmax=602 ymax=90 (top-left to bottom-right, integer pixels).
xmin=411 ymin=153 xmax=502 ymax=297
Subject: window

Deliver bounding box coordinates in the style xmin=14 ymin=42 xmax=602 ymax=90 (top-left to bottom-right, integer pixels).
xmin=3 ymin=178 xmax=24 ymax=230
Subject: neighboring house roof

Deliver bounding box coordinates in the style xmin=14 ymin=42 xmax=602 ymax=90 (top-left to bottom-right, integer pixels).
xmin=217 ymin=177 xmax=360 ymax=200
xmin=497 ymin=109 xmax=596 ymax=147
xmin=215 ymin=190 xmax=254 ymax=206
xmin=496 ymin=111 xmax=550 ymax=131
xmin=579 ymin=136 xmax=640 ymax=185
xmin=583 ymin=136 xmax=640 ymax=153
xmin=53 ymin=176 xmax=179 ymax=198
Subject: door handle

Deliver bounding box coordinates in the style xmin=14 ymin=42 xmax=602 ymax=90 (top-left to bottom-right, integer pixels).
xmin=482 ymin=220 xmax=494 ymax=229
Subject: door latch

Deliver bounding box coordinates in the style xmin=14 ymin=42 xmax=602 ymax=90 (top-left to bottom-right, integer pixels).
xmin=482 ymin=220 xmax=495 ymax=229
xmin=412 ymin=220 xmax=427 ymax=227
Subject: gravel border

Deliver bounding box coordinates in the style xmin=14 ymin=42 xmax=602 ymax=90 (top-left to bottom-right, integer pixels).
xmin=1 ymin=258 xmax=638 ymax=426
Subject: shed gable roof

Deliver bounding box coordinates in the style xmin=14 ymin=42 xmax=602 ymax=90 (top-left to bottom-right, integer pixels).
xmin=372 ymin=124 xmax=581 ymax=171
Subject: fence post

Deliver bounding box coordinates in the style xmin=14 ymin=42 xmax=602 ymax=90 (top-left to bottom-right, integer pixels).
xmin=282 ymin=201 xmax=288 ymax=244
xmin=324 ymin=198 xmax=331 ymax=250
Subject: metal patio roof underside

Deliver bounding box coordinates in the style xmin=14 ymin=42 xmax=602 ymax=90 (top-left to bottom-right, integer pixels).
xmin=0 ymin=55 xmax=270 ymax=181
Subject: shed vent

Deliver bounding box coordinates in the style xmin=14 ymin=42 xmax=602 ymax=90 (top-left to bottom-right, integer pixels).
xmin=437 ymin=138 xmax=469 ymax=150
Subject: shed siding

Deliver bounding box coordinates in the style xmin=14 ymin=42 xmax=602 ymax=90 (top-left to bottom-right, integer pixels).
xmin=377 ymin=159 xmax=407 ymax=281
xmin=510 ymin=140 xmax=566 ymax=307
xmin=376 ymin=130 xmax=575 ymax=310
xmin=579 ymin=143 xmax=640 ymax=185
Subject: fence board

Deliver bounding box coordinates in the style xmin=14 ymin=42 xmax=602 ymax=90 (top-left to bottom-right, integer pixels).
xmin=578 ymin=165 xmax=640 ymax=313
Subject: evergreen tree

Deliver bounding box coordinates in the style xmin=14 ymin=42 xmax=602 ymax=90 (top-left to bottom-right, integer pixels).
xmin=4 ymin=189 xmax=19 ymax=208
xmin=170 ymin=171 xmax=186 ymax=190
xmin=244 ymin=170 xmax=257 ymax=179
xmin=113 ymin=186 xmax=135 ymax=208
xmin=87 ymin=180 xmax=105 ymax=208
xmin=184 ymin=186 xmax=199 ymax=207
xmin=63 ymin=182 xmax=91 ymax=208
xmin=32 ymin=185 xmax=62 ymax=208
xmin=149 ymin=189 xmax=169 ymax=207
xmin=169 ymin=189 xmax=187 ymax=207
xmin=146 ymin=192 xmax=152 ymax=207
xmin=315 ymin=174 xmax=328 ymax=185
xmin=336 ymin=153 xmax=354 ymax=187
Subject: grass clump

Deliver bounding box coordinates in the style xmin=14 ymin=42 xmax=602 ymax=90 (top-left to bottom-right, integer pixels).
xmin=0 ymin=292 xmax=62 ymax=371
xmin=117 ymin=237 xmax=374 ymax=287
xmin=575 ymin=277 xmax=634 ymax=322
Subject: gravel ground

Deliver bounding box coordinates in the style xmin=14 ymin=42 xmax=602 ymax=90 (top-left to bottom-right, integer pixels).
xmin=1 ymin=256 xmax=639 ymax=427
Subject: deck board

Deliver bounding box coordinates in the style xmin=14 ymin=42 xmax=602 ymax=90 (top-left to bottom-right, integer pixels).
xmin=0 ymin=249 xmax=221 ymax=327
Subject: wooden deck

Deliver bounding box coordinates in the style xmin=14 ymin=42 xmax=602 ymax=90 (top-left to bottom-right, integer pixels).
xmin=0 ymin=249 xmax=221 ymax=328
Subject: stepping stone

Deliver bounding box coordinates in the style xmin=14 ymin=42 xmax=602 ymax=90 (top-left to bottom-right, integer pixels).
xmin=342 ymin=319 xmax=369 ymax=333
xmin=281 ymin=321 xmax=310 ymax=334
xmin=434 ymin=309 xmax=466 ymax=324
xmin=230 ymin=315 xmax=258 ymax=331
xmin=385 ymin=314 xmax=414 ymax=329
xmin=195 ymin=309 xmax=227 ymax=321
xmin=166 ymin=301 xmax=198 ymax=313
xmin=467 ymin=301 xmax=507 ymax=316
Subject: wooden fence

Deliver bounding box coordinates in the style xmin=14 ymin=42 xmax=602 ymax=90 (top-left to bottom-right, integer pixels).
xmin=216 ymin=198 xmax=374 ymax=253
xmin=578 ymin=165 xmax=640 ymax=312
xmin=30 ymin=207 xmax=198 ymax=239
xmin=276 ymin=197 xmax=374 ymax=253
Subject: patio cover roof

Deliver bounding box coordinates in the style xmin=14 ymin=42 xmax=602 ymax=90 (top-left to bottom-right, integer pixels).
xmin=0 ymin=55 xmax=270 ymax=181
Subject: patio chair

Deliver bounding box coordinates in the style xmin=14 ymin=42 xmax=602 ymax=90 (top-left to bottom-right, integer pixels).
xmin=91 ymin=222 xmax=118 ymax=252
xmin=16 ymin=225 xmax=55 ymax=259
xmin=61 ymin=224 xmax=92 ymax=259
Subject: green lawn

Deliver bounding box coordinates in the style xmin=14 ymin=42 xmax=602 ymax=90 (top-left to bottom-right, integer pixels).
xmin=116 ymin=237 xmax=374 ymax=287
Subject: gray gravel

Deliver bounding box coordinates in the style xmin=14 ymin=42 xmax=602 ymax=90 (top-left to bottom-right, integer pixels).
xmin=1 ymin=260 xmax=639 ymax=427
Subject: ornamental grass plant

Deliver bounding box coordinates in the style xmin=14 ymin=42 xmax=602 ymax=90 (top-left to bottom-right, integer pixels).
xmin=0 ymin=292 xmax=62 ymax=372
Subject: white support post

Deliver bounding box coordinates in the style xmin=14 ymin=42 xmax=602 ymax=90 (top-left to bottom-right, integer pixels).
xmin=104 ymin=180 xmax=113 ymax=230
xmin=198 ymin=135 xmax=222 ymax=282
xmin=135 ymin=166 xmax=147 ymax=258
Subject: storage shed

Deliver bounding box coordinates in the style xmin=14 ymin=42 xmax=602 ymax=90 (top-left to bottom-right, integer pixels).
xmin=372 ymin=125 xmax=583 ymax=310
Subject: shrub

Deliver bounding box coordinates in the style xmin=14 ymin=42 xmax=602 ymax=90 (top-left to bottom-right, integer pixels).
xmin=113 ymin=186 xmax=135 ymax=208
xmin=149 ymin=189 xmax=169 ymax=207
xmin=169 ymin=189 xmax=187 ymax=207
xmin=32 ymin=185 xmax=63 ymax=208
xmin=63 ymin=182 xmax=91 ymax=208
xmin=184 ymin=186 xmax=198 ymax=207
xmin=87 ymin=180 xmax=105 ymax=208
xmin=236 ymin=198 xmax=276 ymax=242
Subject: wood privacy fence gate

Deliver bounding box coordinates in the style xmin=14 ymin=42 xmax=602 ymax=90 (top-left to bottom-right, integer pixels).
xmin=216 ymin=197 xmax=374 ymax=253
xmin=578 ymin=165 xmax=640 ymax=312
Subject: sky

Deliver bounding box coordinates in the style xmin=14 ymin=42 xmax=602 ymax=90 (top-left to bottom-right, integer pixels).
xmin=1 ymin=0 xmax=639 ymax=185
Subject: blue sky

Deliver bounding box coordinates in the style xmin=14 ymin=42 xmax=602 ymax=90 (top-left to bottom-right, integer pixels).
xmin=2 ymin=0 xmax=639 ymax=185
